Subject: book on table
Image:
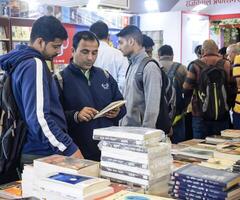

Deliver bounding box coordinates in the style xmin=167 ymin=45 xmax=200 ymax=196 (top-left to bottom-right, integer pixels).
xmin=33 ymin=154 xmax=99 ymax=178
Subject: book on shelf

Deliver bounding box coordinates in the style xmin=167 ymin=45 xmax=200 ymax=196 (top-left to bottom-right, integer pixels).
xmin=93 ymin=100 xmax=126 ymax=119
xmin=0 ymin=26 xmax=7 ymax=39
xmin=93 ymin=126 xmax=164 ymax=141
xmin=205 ymin=135 xmax=236 ymax=144
xmin=33 ymin=154 xmax=99 ymax=178
xmin=221 ymin=129 xmax=240 ymax=138
xmin=199 ymin=157 xmax=235 ymax=170
xmin=214 ymin=151 xmax=240 ymax=162
xmin=38 ymin=172 xmax=110 ymax=197
xmin=173 ymin=164 xmax=240 ymax=189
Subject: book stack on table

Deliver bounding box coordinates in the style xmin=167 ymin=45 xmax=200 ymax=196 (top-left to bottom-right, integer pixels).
xmin=93 ymin=126 xmax=173 ymax=195
xmin=170 ymin=164 xmax=240 ymax=200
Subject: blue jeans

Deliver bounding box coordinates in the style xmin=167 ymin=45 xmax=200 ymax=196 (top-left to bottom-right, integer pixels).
xmin=233 ymin=112 xmax=240 ymax=129
xmin=171 ymin=117 xmax=186 ymax=144
xmin=192 ymin=116 xmax=229 ymax=139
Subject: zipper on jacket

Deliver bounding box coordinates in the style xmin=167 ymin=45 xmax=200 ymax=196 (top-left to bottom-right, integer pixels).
xmin=213 ymin=83 xmax=218 ymax=120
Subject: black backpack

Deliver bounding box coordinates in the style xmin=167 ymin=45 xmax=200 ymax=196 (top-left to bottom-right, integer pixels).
xmin=166 ymin=63 xmax=185 ymax=124
xmin=194 ymin=59 xmax=229 ymax=121
xmin=135 ymin=57 xmax=176 ymax=134
xmin=0 ymin=72 xmax=27 ymax=184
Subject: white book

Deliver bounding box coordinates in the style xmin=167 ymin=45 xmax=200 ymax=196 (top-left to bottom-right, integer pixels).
xmin=93 ymin=126 xmax=164 ymax=141
xmin=100 ymin=157 xmax=172 ymax=176
xmin=33 ymin=155 xmax=99 ymax=178
xmin=94 ymin=100 xmax=126 ymax=119
xmin=38 ymin=172 xmax=110 ymax=197
xmin=100 ymin=170 xmax=167 ymax=187
xmin=39 ymin=186 xmax=113 ymax=200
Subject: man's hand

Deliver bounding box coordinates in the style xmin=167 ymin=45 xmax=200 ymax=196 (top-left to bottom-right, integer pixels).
xmin=105 ymin=107 xmax=120 ymax=119
xmin=70 ymin=149 xmax=84 ymax=159
xmin=78 ymin=107 xmax=98 ymax=122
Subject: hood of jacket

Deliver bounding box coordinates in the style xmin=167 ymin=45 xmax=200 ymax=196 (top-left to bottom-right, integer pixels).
xmin=0 ymin=45 xmax=45 ymax=74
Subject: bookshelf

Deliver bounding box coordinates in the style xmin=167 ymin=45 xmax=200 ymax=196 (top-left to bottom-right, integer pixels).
xmin=0 ymin=17 xmax=10 ymax=55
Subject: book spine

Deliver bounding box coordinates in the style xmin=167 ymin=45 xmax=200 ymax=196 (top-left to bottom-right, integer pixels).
xmin=101 ymin=156 xmax=148 ymax=169
xmin=93 ymin=135 xmax=145 ymax=145
xmin=101 ymin=141 xmax=148 ymax=153
xmin=172 ymin=189 xmax=223 ymax=200
xmin=172 ymin=180 xmax=226 ymax=197
xmin=171 ymin=185 xmax=226 ymax=199
xmin=101 ymin=166 xmax=149 ymax=180
xmin=173 ymin=172 xmax=225 ymax=188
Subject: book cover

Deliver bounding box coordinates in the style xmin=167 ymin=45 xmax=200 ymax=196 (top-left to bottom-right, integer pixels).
xmin=173 ymin=164 xmax=240 ymax=189
xmin=93 ymin=126 xmax=164 ymax=141
xmin=0 ymin=181 xmax=22 ymax=199
xmin=34 ymin=154 xmax=99 ymax=178
xmin=93 ymin=100 xmax=126 ymax=119
xmin=221 ymin=129 xmax=240 ymax=138
xmin=176 ymin=147 xmax=214 ymax=160
xmin=40 ymin=172 xmax=110 ymax=196
xmin=103 ymin=190 xmax=173 ymax=200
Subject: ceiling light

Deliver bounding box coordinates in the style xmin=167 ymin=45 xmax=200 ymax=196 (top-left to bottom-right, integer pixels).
xmin=192 ymin=4 xmax=207 ymax=12
xmin=144 ymin=0 xmax=159 ymax=12
xmin=87 ymin=0 xmax=100 ymax=11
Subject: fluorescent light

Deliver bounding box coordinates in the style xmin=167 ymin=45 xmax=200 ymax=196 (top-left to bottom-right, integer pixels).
xmin=144 ymin=0 xmax=159 ymax=12
xmin=87 ymin=0 xmax=100 ymax=11
xmin=192 ymin=4 xmax=207 ymax=12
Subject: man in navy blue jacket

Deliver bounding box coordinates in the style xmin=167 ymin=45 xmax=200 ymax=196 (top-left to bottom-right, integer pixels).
xmin=0 ymin=16 xmax=83 ymax=164
xmin=58 ymin=31 xmax=126 ymax=161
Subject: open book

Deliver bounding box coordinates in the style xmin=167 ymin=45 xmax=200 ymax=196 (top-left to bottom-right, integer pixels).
xmin=94 ymin=100 xmax=126 ymax=119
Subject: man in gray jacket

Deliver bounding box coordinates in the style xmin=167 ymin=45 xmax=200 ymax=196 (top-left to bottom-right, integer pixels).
xmin=117 ymin=25 xmax=162 ymax=128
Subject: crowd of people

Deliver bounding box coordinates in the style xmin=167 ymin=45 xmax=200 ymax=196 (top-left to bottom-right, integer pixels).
xmin=0 ymin=15 xmax=240 ymax=177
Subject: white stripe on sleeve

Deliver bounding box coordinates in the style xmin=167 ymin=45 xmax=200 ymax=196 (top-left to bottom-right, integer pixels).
xmin=35 ymin=58 xmax=67 ymax=152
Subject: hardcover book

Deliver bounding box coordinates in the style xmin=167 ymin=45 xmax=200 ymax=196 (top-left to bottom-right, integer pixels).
xmin=93 ymin=126 xmax=164 ymax=141
xmin=103 ymin=190 xmax=173 ymax=200
xmin=33 ymin=154 xmax=99 ymax=177
xmin=93 ymin=100 xmax=126 ymax=119
xmin=39 ymin=172 xmax=110 ymax=196
xmin=173 ymin=164 xmax=240 ymax=189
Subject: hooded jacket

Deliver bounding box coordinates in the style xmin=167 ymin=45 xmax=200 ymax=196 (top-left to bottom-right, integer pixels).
xmin=59 ymin=63 xmax=126 ymax=161
xmin=0 ymin=45 xmax=78 ymax=156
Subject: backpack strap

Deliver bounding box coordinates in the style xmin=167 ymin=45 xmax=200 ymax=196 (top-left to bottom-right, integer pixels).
xmin=167 ymin=62 xmax=181 ymax=79
xmin=55 ymin=71 xmax=64 ymax=90
xmin=135 ymin=57 xmax=161 ymax=91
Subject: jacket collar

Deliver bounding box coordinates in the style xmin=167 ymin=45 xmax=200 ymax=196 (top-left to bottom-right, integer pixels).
xmin=129 ymin=49 xmax=147 ymax=64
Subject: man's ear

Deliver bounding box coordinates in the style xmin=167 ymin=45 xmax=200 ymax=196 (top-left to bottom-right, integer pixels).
xmin=32 ymin=37 xmax=45 ymax=51
xmin=128 ymin=37 xmax=135 ymax=46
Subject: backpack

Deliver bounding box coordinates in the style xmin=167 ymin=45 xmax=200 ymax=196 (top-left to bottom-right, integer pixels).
xmin=166 ymin=63 xmax=185 ymax=125
xmin=135 ymin=57 xmax=176 ymax=134
xmin=194 ymin=59 xmax=229 ymax=121
xmin=0 ymin=72 xmax=27 ymax=184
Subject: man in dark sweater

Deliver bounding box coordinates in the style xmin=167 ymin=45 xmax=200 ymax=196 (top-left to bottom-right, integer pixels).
xmin=58 ymin=31 xmax=126 ymax=161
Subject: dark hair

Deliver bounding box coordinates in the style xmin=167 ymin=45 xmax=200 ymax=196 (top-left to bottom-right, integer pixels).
xmin=142 ymin=34 xmax=154 ymax=48
xmin=218 ymin=47 xmax=227 ymax=56
xmin=30 ymin=15 xmax=68 ymax=43
xmin=89 ymin=21 xmax=108 ymax=40
xmin=194 ymin=45 xmax=202 ymax=56
xmin=117 ymin=25 xmax=143 ymax=46
xmin=73 ymin=31 xmax=99 ymax=50
xmin=158 ymin=45 xmax=173 ymax=56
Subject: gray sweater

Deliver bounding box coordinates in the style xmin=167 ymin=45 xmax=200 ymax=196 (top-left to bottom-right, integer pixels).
xmin=121 ymin=49 xmax=162 ymax=128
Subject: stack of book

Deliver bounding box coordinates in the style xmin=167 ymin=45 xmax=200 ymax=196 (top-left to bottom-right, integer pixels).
xmin=21 ymin=155 xmax=111 ymax=199
xmin=170 ymin=164 xmax=240 ymax=200
xmin=93 ymin=126 xmax=172 ymax=195
xmin=38 ymin=172 xmax=113 ymax=200
xmin=233 ymin=160 xmax=240 ymax=173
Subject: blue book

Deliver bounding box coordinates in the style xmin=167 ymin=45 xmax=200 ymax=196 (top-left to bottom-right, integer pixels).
xmin=48 ymin=172 xmax=92 ymax=185
xmin=173 ymin=164 xmax=240 ymax=189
